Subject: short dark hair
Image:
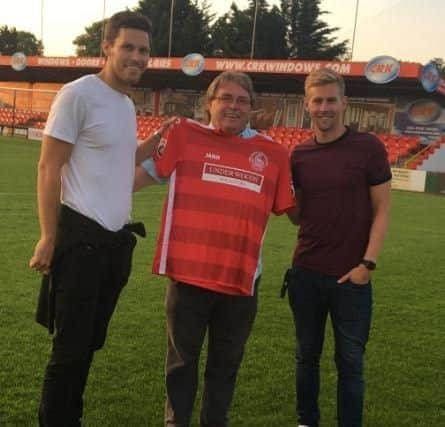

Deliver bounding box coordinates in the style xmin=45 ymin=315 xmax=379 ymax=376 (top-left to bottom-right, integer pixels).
xmin=104 ymin=11 xmax=152 ymax=44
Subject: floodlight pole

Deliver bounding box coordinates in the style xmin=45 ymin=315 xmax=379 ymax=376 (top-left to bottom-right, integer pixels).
xmin=351 ymin=0 xmax=360 ymax=60
xmin=12 ymin=90 xmax=17 ymax=137
xmin=100 ymin=0 xmax=107 ymax=57
xmin=250 ymin=0 xmax=259 ymax=59
xmin=40 ymin=0 xmax=44 ymax=45
xmin=168 ymin=0 xmax=175 ymax=57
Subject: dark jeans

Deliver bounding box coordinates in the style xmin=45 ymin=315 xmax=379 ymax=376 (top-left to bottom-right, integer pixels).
xmin=165 ymin=280 xmax=259 ymax=427
xmin=38 ymin=206 xmax=137 ymax=427
xmin=287 ymin=266 xmax=372 ymax=427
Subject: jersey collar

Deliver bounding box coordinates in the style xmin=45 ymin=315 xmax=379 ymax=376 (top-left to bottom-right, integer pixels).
xmin=208 ymin=123 xmax=258 ymax=139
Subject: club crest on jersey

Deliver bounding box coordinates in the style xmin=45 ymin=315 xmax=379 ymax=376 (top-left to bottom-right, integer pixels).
xmin=249 ymin=151 xmax=268 ymax=172
xmin=157 ymin=137 xmax=167 ymax=157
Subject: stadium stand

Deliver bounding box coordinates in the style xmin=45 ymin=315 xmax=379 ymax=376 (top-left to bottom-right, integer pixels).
xmin=263 ymin=127 xmax=421 ymax=165
xmin=0 ymin=107 xmax=47 ymax=128
xmin=0 ymin=108 xmax=425 ymax=167
xmin=406 ymin=136 xmax=445 ymax=172
xmin=263 ymin=127 xmax=314 ymax=150
xmin=375 ymin=134 xmax=421 ymax=165
xmin=136 ymin=115 xmax=167 ymax=140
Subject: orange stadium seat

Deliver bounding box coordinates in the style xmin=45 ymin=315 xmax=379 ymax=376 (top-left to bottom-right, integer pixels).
xmin=375 ymin=133 xmax=422 ymax=165
xmin=261 ymin=128 xmax=422 ymax=165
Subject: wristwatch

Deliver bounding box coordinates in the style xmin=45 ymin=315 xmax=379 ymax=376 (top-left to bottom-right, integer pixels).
xmin=360 ymin=259 xmax=376 ymax=271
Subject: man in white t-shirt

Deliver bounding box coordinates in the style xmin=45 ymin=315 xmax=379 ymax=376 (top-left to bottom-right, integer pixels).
xmin=29 ymin=11 xmax=160 ymax=427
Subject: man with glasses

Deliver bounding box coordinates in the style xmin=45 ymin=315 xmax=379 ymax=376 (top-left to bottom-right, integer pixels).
xmin=135 ymin=71 xmax=295 ymax=427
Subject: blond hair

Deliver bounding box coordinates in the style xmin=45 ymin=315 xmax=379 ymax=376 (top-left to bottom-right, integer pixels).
xmin=304 ymin=68 xmax=345 ymax=97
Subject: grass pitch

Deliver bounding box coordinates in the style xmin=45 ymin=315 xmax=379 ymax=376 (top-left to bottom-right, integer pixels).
xmin=0 ymin=136 xmax=444 ymax=426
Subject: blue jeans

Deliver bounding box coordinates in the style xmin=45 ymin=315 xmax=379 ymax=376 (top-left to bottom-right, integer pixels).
xmin=287 ymin=266 xmax=372 ymax=427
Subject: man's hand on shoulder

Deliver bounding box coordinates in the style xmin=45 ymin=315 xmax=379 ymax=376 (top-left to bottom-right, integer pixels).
xmin=157 ymin=116 xmax=178 ymax=136
xmin=136 ymin=116 xmax=177 ymax=164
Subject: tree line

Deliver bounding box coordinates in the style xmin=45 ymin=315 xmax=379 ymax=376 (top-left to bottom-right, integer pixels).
xmin=1 ymin=1 xmax=349 ymax=60
xmin=0 ymin=25 xmax=43 ymax=55
xmin=2 ymin=0 xmax=444 ymax=72
xmin=75 ymin=0 xmax=349 ymax=60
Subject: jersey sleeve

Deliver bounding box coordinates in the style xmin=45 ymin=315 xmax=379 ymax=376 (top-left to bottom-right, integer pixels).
xmin=273 ymin=149 xmax=296 ymax=215
xmin=141 ymin=158 xmax=169 ymax=184
xmin=44 ymin=85 xmax=86 ymax=144
xmin=366 ymin=137 xmax=392 ymax=186
xmin=154 ymin=120 xmax=183 ymax=178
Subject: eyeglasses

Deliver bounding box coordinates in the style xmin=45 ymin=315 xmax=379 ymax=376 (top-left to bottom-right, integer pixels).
xmin=212 ymin=95 xmax=251 ymax=107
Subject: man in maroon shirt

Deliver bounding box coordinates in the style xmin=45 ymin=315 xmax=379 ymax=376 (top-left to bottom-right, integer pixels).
xmin=286 ymin=68 xmax=391 ymax=427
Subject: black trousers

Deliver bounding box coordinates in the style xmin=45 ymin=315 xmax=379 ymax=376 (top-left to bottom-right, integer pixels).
xmin=37 ymin=206 xmax=137 ymax=427
xmin=164 ymin=280 xmax=259 ymax=427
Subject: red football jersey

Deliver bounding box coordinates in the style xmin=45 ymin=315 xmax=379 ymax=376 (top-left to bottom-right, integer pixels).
xmin=153 ymin=119 xmax=295 ymax=296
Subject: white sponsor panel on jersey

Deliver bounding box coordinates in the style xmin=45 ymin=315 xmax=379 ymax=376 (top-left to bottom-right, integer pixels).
xmin=202 ymin=163 xmax=263 ymax=193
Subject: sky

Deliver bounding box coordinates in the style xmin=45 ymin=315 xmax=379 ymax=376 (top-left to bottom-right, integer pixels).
xmin=1 ymin=0 xmax=444 ymax=64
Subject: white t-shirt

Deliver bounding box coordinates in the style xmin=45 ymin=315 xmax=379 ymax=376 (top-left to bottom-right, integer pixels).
xmin=44 ymin=75 xmax=137 ymax=231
